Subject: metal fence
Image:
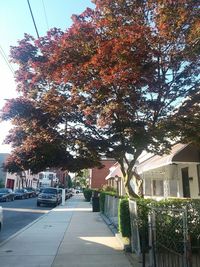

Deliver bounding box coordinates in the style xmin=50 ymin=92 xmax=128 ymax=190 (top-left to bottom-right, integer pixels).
xmin=129 ymin=200 xmax=141 ymax=255
xmin=128 ymin=203 xmax=200 ymax=267
xmin=104 ymin=195 xmax=119 ymax=228
xmin=103 ymin=196 xmax=200 ymax=267
xmin=148 ymin=208 xmax=190 ymax=267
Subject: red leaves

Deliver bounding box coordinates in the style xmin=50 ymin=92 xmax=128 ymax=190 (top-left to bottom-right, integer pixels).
xmin=2 ymin=0 xmax=199 ymax=179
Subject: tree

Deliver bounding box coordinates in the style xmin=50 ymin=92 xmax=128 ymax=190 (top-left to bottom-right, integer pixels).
xmin=75 ymin=169 xmax=90 ymax=188
xmin=1 ymin=0 xmax=200 ymax=198
xmin=67 ymin=175 xmax=73 ymax=188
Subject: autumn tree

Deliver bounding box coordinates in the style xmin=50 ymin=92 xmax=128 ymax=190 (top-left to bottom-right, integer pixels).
xmin=1 ymin=0 xmax=200 ymax=197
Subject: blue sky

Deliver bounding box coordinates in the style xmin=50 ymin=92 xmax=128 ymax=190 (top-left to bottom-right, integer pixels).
xmin=0 ymin=0 xmax=94 ymax=153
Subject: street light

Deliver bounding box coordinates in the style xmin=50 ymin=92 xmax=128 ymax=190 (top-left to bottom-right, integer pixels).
xmin=115 ymin=175 xmax=120 ymax=196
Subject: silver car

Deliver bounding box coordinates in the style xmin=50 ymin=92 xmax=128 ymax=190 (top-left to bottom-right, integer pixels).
xmin=0 ymin=206 xmax=3 ymax=231
xmin=37 ymin=187 xmax=62 ymax=207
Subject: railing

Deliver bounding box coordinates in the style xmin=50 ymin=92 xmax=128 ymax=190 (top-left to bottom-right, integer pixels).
xmin=104 ymin=195 xmax=119 ymax=229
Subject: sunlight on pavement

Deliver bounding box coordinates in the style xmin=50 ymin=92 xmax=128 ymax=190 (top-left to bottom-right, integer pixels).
xmin=54 ymin=208 xmax=91 ymax=212
xmin=80 ymin=236 xmax=122 ymax=250
xmin=3 ymin=207 xmax=50 ymax=213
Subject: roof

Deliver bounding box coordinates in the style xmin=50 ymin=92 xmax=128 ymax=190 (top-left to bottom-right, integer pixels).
xmin=136 ymin=143 xmax=194 ymax=174
xmin=105 ymin=143 xmax=200 ymax=179
xmin=105 ymin=163 xmax=122 ymax=180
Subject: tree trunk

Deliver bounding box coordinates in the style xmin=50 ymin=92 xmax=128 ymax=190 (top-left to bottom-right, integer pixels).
xmin=123 ymin=171 xmax=143 ymax=199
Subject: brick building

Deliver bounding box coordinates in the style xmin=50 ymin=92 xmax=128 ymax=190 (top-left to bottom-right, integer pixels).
xmin=89 ymin=159 xmax=116 ymax=189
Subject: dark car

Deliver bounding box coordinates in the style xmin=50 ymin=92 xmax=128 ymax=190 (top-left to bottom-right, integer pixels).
xmin=35 ymin=188 xmax=40 ymax=196
xmin=37 ymin=187 xmax=62 ymax=207
xmin=25 ymin=187 xmax=37 ymax=198
xmin=65 ymin=188 xmax=72 ymax=200
xmin=14 ymin=189 xmax=29 ymax=199
xmin=0 ymin=188 xmax=15 ymax=202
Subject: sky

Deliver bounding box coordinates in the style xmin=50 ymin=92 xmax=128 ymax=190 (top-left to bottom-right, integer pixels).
xmin=0 ymin=0 xmax=94 ymax=153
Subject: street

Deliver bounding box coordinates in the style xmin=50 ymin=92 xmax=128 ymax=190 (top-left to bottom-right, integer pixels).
xmin=0 ymin=197 xmax=53 ymax=244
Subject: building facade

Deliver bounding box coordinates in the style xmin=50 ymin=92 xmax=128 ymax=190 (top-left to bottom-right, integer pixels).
xmin=6 ymin=170 xmax=39 ymax=190
xmin=89 ymin=159 xmax=116 ymax=189
xmin=0 ymin=153 xmax=9 ymax=186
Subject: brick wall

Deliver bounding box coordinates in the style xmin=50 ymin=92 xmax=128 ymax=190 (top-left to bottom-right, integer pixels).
xmin=90 ymin=160 xmax=116 ymax=189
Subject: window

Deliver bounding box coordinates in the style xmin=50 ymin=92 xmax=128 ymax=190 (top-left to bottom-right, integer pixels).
xmin=152 ymin=180 xmax=164 ymax=196
xmin=49 ymin=174 xmax=54 ymax=180
xmin=39 ymin=173 xmax=43 ymax=180
xmin=169 ymin=180 xmax=177 ymax=197
xmin=144 ymin=179 xmax=151 ymax=196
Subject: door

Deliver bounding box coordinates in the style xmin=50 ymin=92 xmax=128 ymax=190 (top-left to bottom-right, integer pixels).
xmin=6 ymin=179 xmax=15 ymax=190
xmin=181 ymin=167 xmax=190 ymax=198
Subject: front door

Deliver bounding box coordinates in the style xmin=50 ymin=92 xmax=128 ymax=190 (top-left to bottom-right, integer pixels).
xmin=181 ymin=167 xmax=190 ymax=198
xmin=6 ymin=179 xmax=15 ymax=190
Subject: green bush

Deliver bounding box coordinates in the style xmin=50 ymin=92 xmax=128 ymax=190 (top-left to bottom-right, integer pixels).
xmin=83 ymin=188 xmax=93 ymax=201
xmin=134 ymin=198 xmax=200 ymax=250
xmin=101 ymin=185 xmax=117 ymax=193
xmin=118 ymin=198 xmax=131 ymax=238
xmin=99 ymin=191 xmax=106 ymax=213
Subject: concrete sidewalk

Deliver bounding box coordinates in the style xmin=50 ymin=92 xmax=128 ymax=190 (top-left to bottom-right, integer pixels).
xmin=0 ymin=194 xmax=133 ymax=267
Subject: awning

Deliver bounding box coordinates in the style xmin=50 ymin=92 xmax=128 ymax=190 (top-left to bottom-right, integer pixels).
xmin=136 ymin=143 xmax=188 ymax=174
xmin=105 ymin=163 xmax=122 ymax=180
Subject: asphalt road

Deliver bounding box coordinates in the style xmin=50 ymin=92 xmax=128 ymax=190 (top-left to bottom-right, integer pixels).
xmin=0 ymin=197 xmax=53 ymax=244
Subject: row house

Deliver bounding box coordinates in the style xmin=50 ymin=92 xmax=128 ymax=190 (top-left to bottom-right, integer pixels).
xmin=105 ymin=143 xmax=200 ymax=199
xmin=6 ymin=170 xmax=39 ymax=190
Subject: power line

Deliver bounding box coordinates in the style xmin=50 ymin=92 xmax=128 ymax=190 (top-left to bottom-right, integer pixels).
xmin=0 ymin=45 xmax=14 ymax=75
xmin=42 ymin=0 xmax=49 ymax=31
xmin=27 ymin=0 xmax=40 ymax=39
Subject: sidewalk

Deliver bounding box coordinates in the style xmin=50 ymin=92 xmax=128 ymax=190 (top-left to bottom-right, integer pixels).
xmin=0 ymin=194 xmax=133 ymax=267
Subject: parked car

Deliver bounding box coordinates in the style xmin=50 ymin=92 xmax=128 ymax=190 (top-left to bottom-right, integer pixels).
xmin=37 ymin=187 xmax=62 ymax=207
xmin=25 ymin=187 xmax=37 ymax=198
xmin=65 ymin=188 xmax=73 ymax=199
xmin=68 ymin=189 xmax=73 ymax=198
xmin=65 ymin=188 xmax=71 ymax=200
xmin=14 ymin=189 xmax=29 ymax=199
xmin=0 ymin=188 xmax=15 ymax=202
xmin=35 ymin=188 xmax=40 ymax=196
xmin=75 ymin=188 xmax=82 ymax=194
xmin=0 ymin=206 xmax=3 ymax=231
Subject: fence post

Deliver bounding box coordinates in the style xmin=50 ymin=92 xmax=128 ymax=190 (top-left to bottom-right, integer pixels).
xmin=141 ymin=221 xmax=146 ymax=267
xmin=129 ymin=200 xmax=141 ymax=255
xmin=148 ymin=210 xmax=156 ymax=267
xmin=183 ymin=209 xmax=192 ymax=267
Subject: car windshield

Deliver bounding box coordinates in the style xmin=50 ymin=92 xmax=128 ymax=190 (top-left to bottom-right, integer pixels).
xmin=42 ymin=188 xmax=57 ymax=194
xmin=0 ymin=189 xmax=9 ymax=193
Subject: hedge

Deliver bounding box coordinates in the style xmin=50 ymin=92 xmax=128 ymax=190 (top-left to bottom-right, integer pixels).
xmin=83 ymin=188 xmax=93 ymax=201
xmin=99 ymin=191 xmax=106 ymax=213
xmin=118 ymin=198 xmax=131 ymax=238
xmin=134 ymin=198 xmax=200 ymax=250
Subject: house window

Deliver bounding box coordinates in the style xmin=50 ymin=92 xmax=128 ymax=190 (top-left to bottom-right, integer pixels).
xmin=144 ymin=179 xmax=151 ymax=196
xmin=169 ymin=180 xmax=177 ymax=197
xmin=152 ymin=180 xmax=164 ymax=196
xmin=39 ymin=173 xmax=43 ymax=180
xmin=49 ymin=174 xmax=53 ymax=180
